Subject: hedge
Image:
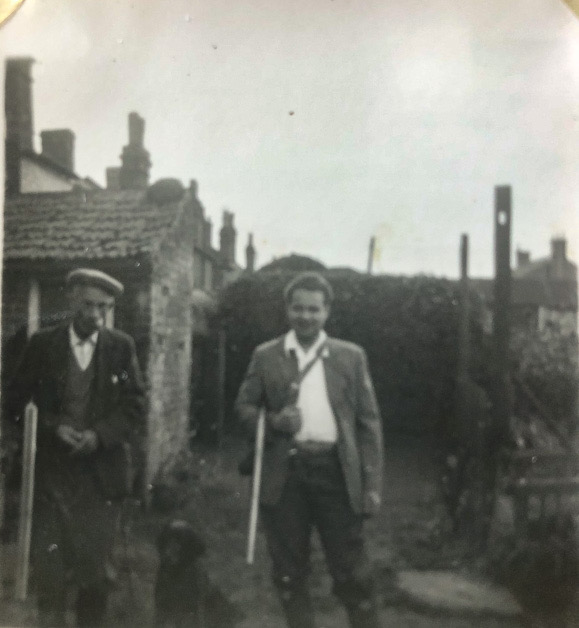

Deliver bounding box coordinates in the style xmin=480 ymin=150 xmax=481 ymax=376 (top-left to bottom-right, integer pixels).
xmin=219 ymin=271 xmax=464 ymax=435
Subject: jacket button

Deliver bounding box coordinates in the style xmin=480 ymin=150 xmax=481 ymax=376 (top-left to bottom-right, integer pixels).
xmin=289 ymin=448 xmax=297 ymax=456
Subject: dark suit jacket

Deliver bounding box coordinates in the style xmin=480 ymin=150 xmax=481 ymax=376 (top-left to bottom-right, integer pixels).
xmin=5 ymin=323 xmax=147 ymax=499
xmin=235 ymin=335 xmax=383 ymax=515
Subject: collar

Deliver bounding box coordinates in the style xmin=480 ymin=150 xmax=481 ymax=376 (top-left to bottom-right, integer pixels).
xmin=69 ymin=324 xmax=99 ymax=347
xmin=284 ymin=329 xmax=329 ymax=358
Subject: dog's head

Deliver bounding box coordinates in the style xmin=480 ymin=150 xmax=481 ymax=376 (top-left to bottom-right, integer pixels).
xmin=157 ymin=519 xmax=206 ymax=565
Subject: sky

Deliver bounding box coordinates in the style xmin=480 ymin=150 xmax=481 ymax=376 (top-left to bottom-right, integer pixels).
xmin=2 ymin=0 xmax=579 ymax=277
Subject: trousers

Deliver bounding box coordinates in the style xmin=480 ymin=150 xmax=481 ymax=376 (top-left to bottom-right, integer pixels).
xmin=260 ymin=448 xmax=380 ymax=628
xmin=32 ymin=464 xmax=120 ymax=626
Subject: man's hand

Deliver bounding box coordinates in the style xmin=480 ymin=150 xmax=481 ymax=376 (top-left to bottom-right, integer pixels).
xmin=56 ymin=425 xmax=99 ymax=455
xmin=362 ymin=491 xmax=381 ymax=518
xmin=56 ymin=424 xmax=82 ymax=448
xmin=70 ymin=430 xmax=99 ymax=455
xmin=268 ymin=406 xmax=302 ymax=435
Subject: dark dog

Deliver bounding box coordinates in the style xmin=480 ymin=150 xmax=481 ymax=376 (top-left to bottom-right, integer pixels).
xmin=155 ymin=519 xmax=243 ymax=628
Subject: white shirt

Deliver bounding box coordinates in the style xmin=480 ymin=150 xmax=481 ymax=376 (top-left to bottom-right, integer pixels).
xmin=69 ymin=325 xmax=98 ymax=371
xmin=284 ymin=330 xmax=337 ymax=443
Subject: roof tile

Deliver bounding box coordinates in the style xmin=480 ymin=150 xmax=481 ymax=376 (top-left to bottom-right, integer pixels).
xmin=4 ymin=189 xmax=182 ymax=260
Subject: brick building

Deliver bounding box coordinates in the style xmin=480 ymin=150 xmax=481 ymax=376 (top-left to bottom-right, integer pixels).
xmin=2 ymin=56 xmax=256 ymax=486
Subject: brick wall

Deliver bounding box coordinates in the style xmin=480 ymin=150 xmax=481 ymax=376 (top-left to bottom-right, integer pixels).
xmin=146 ymin=207 xmax=195 ymax=484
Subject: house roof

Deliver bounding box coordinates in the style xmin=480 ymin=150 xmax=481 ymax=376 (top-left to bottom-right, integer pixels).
xmin=21 ymin=150 xmax=101 ymax=190
xmin=513 ymin=255 xmax=578 ymax=280
xmin=4 ymin=189 xmax=183 ymax=260
xmin=471 ymin=277 xmax=577 ymax=310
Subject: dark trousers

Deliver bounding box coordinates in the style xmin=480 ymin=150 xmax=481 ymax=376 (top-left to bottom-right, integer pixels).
xmin=32 ymin=467 xmax=119 ymax=627
xmin=261 ymin=449 xmax=380 ymax=628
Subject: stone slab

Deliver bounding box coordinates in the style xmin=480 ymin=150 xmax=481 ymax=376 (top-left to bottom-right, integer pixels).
xmin=396 ymin=570 xmax=522 ymax=618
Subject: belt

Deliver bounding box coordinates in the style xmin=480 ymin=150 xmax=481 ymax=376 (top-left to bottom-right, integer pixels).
xmin=289 ymin=440 xmax=337 ymax=456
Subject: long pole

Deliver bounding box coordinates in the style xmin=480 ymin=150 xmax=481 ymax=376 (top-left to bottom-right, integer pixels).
xmin=15 ymin=402 xmax=38 ymax=601
xmin=246 ymin=409 xmax=265 ymax=565
xmin=457 ymin=234 xmax=470 ymax=385
xmin=13 ymin=279 xmax=42 ymax=600
xmin=367 ymin=237 xmax=376 ymax=274
xmin=494 ymin=186 xmax=512 ymax=444
xmin=216 ymin=328 xmax=226 ymax=450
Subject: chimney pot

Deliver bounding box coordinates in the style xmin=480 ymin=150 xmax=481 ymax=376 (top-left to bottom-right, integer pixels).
xmin=246 ymin=233 xmax=256 ymax=273
xmin=128 ymin=111 xmax=145 ymax=147
xmin=5 ymin=57 xmax=35 ymax=195
xmin=516 ymin=249 xmax=530 ymax=268
xmin=551 ymin=237 xmax=566 ymax=261
xmin=120 ymin=111 xmax=151 ymax=190
xmin=220 ymin=209 xmax=237 ymax=267
xmin=5 ymin=57 xmax=35 ymax=152
xmin=41 ymin=129 xmax=75 ymax=172
xmin=106 ymin=167 xmax=121 ymax=190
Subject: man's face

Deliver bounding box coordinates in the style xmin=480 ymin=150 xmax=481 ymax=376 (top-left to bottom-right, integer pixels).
xmin=287 ymin=289 xmax=329 ymax=345
xmin=70 ymin=285 xmax=115 ymax=337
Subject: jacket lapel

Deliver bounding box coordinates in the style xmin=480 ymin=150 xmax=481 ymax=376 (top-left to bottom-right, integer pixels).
xmin=272 ymin=338 xmax=299 ymax=406
xmin=322 ymin=342 xmax=344 ymax=412
xmin=92 ymin=329 xmax=111 ymax=422
xmin=51 ymin=324 xmax=71 ymax=401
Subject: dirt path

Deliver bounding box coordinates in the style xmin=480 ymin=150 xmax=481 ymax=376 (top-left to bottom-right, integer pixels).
xmin=137 ymin=434 xmax=522 ymax=627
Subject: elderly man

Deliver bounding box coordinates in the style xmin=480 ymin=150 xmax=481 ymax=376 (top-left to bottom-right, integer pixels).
xmin=5 ymin=268 xmax=146 ymax=627
xmin=236 ymin=272 xmax=383 ymax=628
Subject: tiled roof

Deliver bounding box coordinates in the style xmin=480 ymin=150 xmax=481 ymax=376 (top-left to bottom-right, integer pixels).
xmin=471 ymin=278 xmax=576 ymax=310
xmin=21 ymin=150 xmax=81 ymax=181
xmin=4 ymin=189 xmax=183 ymax=260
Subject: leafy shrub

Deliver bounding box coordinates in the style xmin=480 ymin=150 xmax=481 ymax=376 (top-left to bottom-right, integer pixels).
xmin=511 ymin=327 xmax=578 ymax=434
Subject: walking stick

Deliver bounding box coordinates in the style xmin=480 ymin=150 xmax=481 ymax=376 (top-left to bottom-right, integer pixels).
xmin=246 ymin=408 xmax=265 ymax=565
xmin=15 ymin=401 xmax=38 ymax=601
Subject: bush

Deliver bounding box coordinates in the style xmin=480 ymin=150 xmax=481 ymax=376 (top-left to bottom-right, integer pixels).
xmin=511 ymin=327 xmax=578 ymax=435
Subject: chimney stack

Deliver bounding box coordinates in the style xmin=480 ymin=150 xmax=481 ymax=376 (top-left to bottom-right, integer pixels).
xmin=119 ymin=112 xmax=151 ymax=190
xmin=5 ymin=57 xmax=35 ymax=152
xmin=41 ymin=129 xmax=75 ymax=172
xmin=5 ymin=57 xmax=35 ymax=195
xmin=204 ymin=218 xmax=212 ymax=249
xmin=516 ymin=249 xmax=530 ymax=268
xmin=246 ymin=233 xmax=256 ymax=272
xmin=220 ymin=210 xmax=237 ymax=268
xmin=551 ymin=237 xmax=566 ymax=262
xmin=106 ymin=167 xmax=121 ymax=190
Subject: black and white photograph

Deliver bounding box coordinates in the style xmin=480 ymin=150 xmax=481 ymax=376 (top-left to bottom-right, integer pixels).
xmin=0 ymin=0 xmax=578 ymax=626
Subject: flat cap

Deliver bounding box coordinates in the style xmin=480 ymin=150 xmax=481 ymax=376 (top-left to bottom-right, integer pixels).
xmin=66 ymin=268 xmax=124 ymax=297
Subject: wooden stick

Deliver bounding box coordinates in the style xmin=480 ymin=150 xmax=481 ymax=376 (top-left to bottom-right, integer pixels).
xmin=246 ymin=409 xmax=265 ymax=565
xmin=15 ymin=402 xmax=38 ymax=601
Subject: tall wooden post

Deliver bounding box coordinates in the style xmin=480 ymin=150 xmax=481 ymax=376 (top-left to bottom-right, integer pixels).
xmin=27 ymin=279 xmax=40 ymax=337
xmin=367 ymin=237 xmax=376 ymax=275
xmin=493 ymin=186 xmax=512 ymax=443
xmin=216 ymin=328 xmax=227 ymax=449
xmin=457 ymin=234 xmax=470 ymax=385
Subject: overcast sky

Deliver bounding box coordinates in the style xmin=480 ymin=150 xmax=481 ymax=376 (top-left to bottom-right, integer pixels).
xmin=2 ymin=0 xmax=579 ymax=276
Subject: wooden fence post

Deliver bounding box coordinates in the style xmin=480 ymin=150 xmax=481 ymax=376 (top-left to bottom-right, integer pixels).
xmin=367 ymin=237 xmax=376 ymax=275
xmin=216 ymin=328 xmax=227 ymax=450
xmin=457 ymin=234 xmax=470 ymax=386
xmin=493 ymin=185 xmax=513 ymax=444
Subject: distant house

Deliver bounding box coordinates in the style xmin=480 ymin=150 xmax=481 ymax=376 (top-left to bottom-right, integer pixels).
xmin=5 ymin=58 xmax=98 ymax=194
xmin=471 ymin=238 xmax=577 ymax=336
